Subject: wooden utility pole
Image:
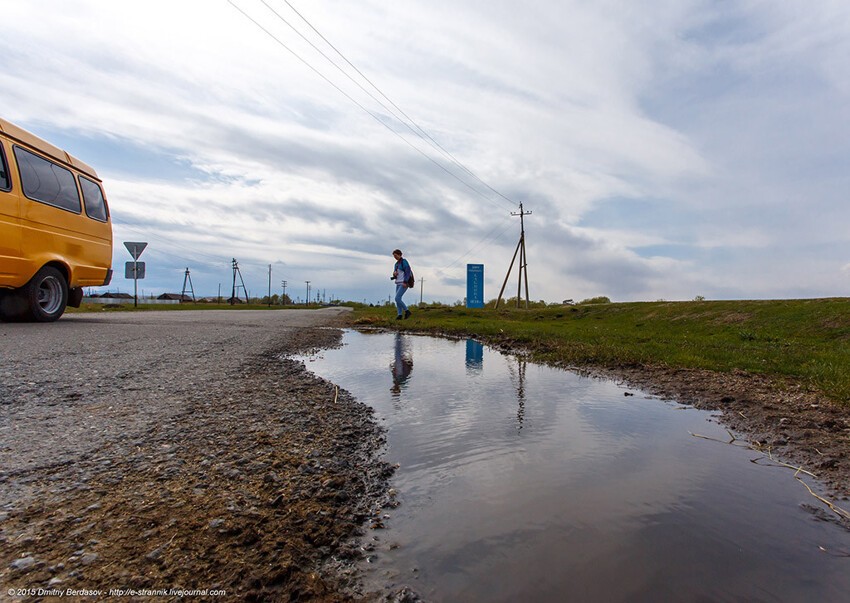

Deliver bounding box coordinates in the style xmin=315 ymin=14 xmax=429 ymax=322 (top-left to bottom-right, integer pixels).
xmin=231 ymin=259 xmax=249 ymax=305
xmin=495 ymin=203 xmax=532 ymax=309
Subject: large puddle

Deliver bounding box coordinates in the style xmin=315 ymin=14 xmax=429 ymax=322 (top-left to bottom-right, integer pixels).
xmin=297 ymin=331 xmax=850 ymax=602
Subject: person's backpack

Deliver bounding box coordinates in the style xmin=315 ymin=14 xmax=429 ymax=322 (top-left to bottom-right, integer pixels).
xmin=400 ymin=259 xmax=414 ymax=288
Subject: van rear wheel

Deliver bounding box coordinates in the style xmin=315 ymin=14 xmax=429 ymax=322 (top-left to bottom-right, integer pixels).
xmin=20 ymin=266 xmax=69 ymax=322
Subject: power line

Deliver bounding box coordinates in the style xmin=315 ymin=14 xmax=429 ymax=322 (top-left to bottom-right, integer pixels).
xmin=274 ymin=0 xmax=518 ymax=209
xmin=111 ymin=219 xmax=303 ymax=285
xmin=436 ymin=216 xmax=517 ymax=277
xmin=228 ymin=0 xmax=515 ymax=212
xmin=237 ymin=1 xmax=537 ymax=293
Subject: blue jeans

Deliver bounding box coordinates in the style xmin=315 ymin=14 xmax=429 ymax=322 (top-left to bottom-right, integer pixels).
xmin=394 ymin=284 xmax=408 ymax=315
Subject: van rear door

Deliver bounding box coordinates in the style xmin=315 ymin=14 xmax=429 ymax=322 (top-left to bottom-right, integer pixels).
xmin=0 ymin=139 xmax=22 ymax=287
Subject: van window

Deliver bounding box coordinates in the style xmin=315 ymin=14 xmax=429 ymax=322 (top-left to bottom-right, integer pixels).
xmin=79 ymin=175 xmax=109 ymax=222
xmin=0 ymin=145 xmax=9 ymax=191
xmin=13 ymin=146 xmax=81 ymax=213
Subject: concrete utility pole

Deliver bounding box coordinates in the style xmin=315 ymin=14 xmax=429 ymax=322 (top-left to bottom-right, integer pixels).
xmin=305 ymin=281 xmax=311 ymax=306
xmin=267 ymin=264 xmax=272 ymax=307
xmin=281 ymin=280 xmax=287 ymax=305
xmin=419 ymin=278 xmax=424 ymax=305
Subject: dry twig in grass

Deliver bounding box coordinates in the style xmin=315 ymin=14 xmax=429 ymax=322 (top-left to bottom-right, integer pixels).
xmin=689 ymin=431 xmax=850 ymax=522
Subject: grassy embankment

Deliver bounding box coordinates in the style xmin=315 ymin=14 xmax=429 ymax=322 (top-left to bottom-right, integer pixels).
xmin=353 ymin=298 xmax=850 ymax=405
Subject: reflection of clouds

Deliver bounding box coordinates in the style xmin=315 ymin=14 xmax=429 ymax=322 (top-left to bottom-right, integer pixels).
xmin=390 ymin=332 xmax=413 ymax=398
xmin=299 ymin=331 xmax=850 ymax=601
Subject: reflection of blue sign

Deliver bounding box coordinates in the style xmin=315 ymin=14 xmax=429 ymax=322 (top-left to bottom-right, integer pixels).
xmin=465 ymin=339 xmax=483 ymax=370
xmin=467 ymin=264 xmax=484 ymax=308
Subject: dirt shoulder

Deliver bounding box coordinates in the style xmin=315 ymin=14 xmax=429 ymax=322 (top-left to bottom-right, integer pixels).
xmin=0 ymin=310 xmax=396 ymax=601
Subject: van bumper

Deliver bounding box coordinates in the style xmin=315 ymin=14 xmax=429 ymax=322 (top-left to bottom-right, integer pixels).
xmin=102 ymin=269 xmax=113 ymax=286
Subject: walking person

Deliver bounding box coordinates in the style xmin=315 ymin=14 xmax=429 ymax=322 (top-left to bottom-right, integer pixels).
xmin=390 ymin=249 xmax=414 ymax=320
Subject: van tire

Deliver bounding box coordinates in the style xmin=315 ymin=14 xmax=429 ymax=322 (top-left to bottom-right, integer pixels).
xmin=19 ymin=266 xmax=69 ymax=322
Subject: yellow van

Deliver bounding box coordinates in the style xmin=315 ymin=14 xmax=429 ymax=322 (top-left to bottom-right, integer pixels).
xmin=0 ymin=118 xmax=113 ymax=322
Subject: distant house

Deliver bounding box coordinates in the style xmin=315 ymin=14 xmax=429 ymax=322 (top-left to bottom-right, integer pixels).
xmin=157 ymin=293 xmax=194 ymax=302
xmin=98 ymin=292 xmax=133 ymax=299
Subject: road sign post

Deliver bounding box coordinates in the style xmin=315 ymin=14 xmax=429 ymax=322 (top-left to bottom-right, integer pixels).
xmin=124 ymin=242 xmax=148 ymax=308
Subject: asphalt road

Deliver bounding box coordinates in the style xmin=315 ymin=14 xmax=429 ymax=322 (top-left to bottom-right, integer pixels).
xmin=0 ymin=307 xmax=407 ymax=599
xmin=0 ymin=308 xmax=351 ymax=506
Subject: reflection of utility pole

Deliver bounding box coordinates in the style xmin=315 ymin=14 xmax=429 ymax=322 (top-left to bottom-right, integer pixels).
xmin=305 ymin=281 xmax=311 ymax=306
xmin=508 ymin=357 xmax=527 ymax=432
xmin=495 ymin=202 xmax=532 ymax=309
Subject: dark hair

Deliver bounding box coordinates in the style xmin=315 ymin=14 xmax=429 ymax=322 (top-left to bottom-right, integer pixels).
xmin=392 ymin=249 xmax=403 ymax=256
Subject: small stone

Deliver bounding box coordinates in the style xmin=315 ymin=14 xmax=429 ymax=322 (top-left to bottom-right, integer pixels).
xmin=81 ymin=553 xmax=99 ymax=565
xmin=10 ymin=556 xmax=36 ymax=571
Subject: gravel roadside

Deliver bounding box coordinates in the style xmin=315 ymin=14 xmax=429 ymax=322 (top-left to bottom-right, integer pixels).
xmin=0 ymin=309 xmax=396 ymax=601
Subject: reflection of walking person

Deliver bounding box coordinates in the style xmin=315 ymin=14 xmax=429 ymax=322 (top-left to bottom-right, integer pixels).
xmin=390 ymin=249 xmax=414 ymax=320
xmin=390 ymin=332 xmax=414 ymax=396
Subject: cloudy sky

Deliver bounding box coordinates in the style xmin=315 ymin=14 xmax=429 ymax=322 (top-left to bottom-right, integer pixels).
xmin=2 ymin=0 xmax=848 ymax=304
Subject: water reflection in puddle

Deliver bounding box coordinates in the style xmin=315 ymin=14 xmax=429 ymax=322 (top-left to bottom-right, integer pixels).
xmin=298 ymin=331 xmax=850 ymax=602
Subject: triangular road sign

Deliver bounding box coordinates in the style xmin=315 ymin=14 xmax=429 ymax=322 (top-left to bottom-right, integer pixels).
xmin=124 ymin=241 xmax=148 ymax=260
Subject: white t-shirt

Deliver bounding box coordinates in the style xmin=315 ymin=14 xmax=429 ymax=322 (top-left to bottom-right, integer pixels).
xmin=395 ymin=259 xmax=408 ymax=285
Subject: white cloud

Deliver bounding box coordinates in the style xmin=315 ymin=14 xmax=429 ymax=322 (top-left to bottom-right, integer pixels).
xmin=2 ymin=0 xmax=849 ymax=301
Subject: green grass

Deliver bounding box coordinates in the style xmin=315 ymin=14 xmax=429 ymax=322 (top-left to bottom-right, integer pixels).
xmin=353 ymin=299 xmax=850 ymax=405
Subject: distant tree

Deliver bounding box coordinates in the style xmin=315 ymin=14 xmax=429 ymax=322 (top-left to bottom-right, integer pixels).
xmin=693 ymin=295 xmax=706 ymax=302
xmin=579 ymin=296 xmax=611 ymax=305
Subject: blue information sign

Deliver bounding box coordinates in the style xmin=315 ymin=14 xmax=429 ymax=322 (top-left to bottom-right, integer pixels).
xmin=466 ymin=264 xmax=484 ymax=308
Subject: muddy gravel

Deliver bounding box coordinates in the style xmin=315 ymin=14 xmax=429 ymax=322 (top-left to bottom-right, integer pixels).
xmin=0 ymin=309 xmax=402 ymax=602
